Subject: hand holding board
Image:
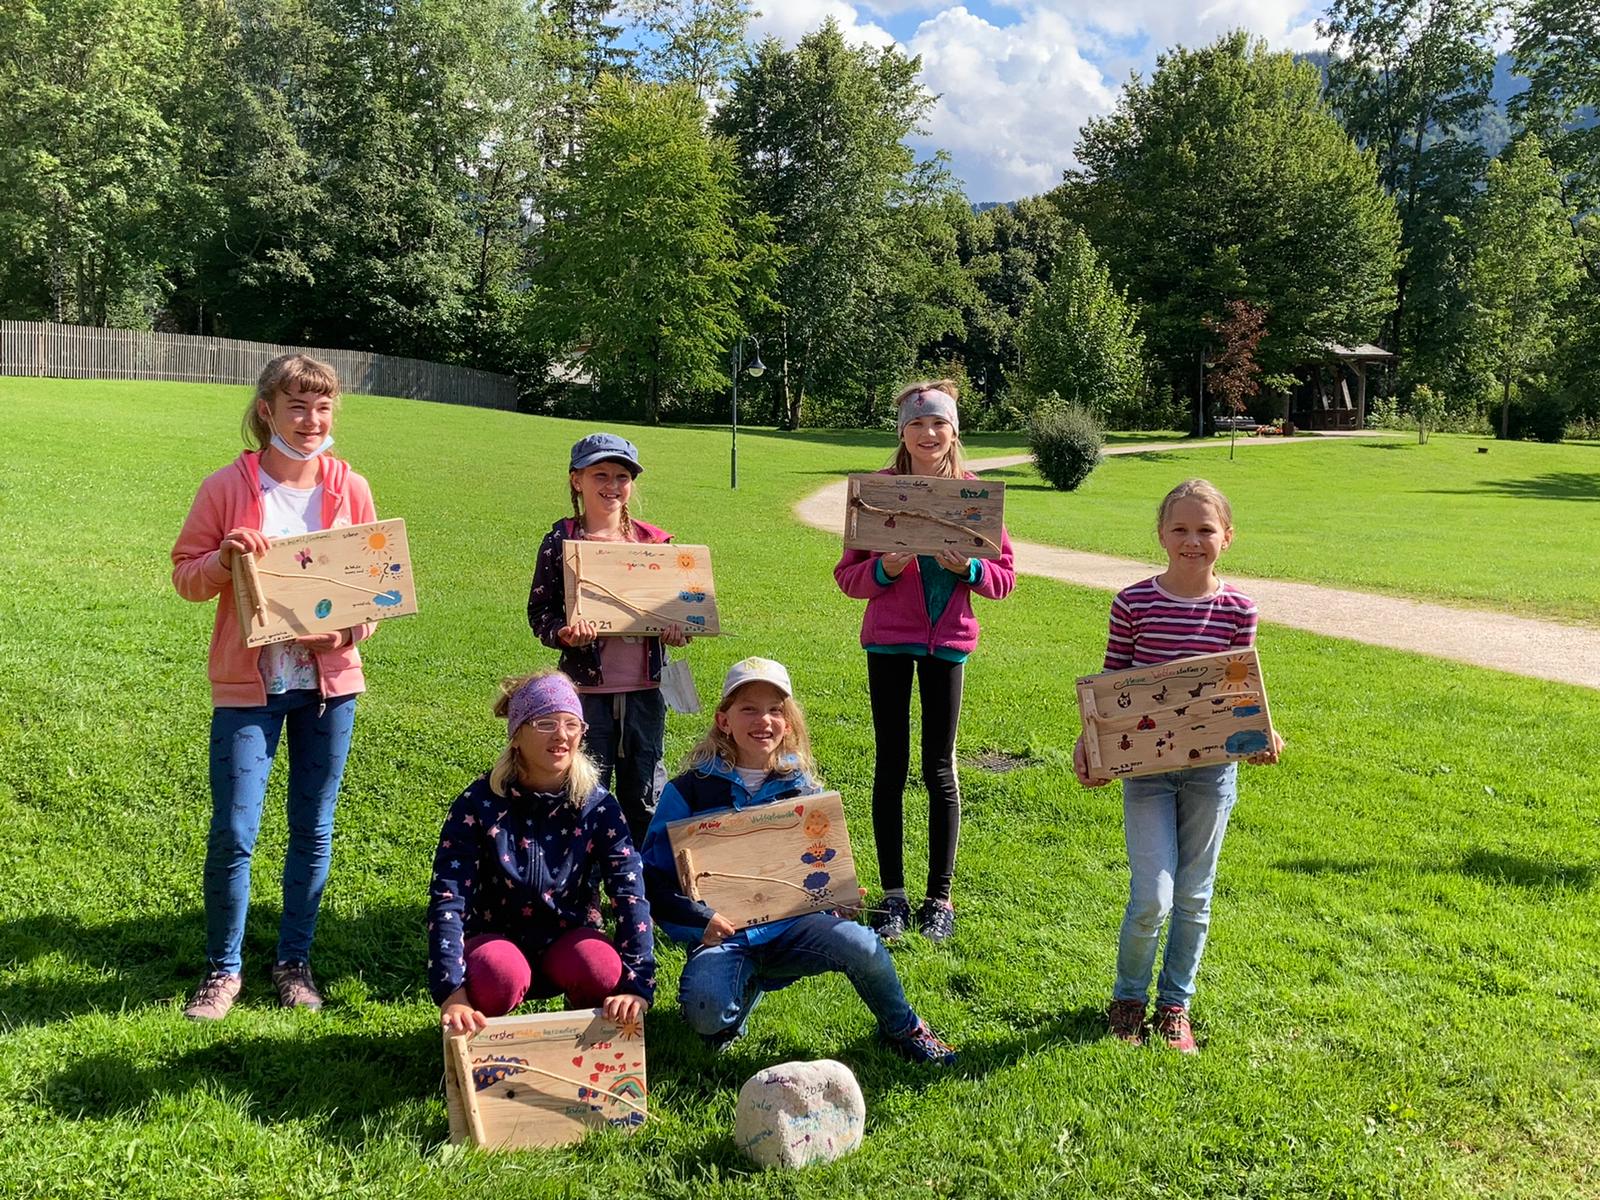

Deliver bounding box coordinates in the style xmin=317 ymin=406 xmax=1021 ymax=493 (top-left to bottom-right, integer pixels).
xmin=562 ymin=541 xmax=720 ymax=636
xmin=843 ymin=474 xmax=1005 ymax=559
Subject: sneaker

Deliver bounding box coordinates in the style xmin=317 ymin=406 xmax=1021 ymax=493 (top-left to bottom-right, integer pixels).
xmin=917 ymin=898 xmax=956 ymax=944
xmin=1154 ymin=1004 xmax=1198 ymax=1054
xmin=183 ymin=970 xmax=242 ymax=1021
xmin=884 ymin=1018 xmax=958 ymax=1067
xmin=270 ymin=961 xmax=324 ymax=1011
xmin=870 ymin=896 xmax=913 ymax=942
xmin=703 ymin=1025 xmax=746 ymax=1055
xmin=1106 ymin=999 xmax=1148 ymax=1046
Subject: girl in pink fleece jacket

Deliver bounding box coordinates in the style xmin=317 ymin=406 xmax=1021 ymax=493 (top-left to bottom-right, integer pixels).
xmin=170 ymin=354 xmax=378 ymax=1021
xmin=834 ymin=380 xmax=1015 ymax=946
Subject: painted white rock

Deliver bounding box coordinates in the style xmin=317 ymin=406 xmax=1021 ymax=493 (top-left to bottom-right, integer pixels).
xmin=733 ymin=1059 xmax=866 ymax=1169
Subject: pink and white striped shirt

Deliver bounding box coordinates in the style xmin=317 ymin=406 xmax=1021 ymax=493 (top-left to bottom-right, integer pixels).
xmin=1103 ymin=576 xmax=1258 ymax=670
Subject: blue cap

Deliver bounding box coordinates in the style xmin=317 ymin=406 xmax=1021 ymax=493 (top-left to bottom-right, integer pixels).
xmin=569 ymin=432 xmax=643 ymax=476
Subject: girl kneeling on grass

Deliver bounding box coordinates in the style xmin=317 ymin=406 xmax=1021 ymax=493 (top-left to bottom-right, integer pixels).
xmin=834 ymin=381 xmax=1016 ymax=944
xmin=171 ymin=354 xmax=376 ymax=1021
xmin=640 ymin=658 xmax=957 ymax=1066
xmin=1073 ymin=479 xmax=1284 ymax=1054
xmin=429 ymin=671 xmax=655 ymax=1034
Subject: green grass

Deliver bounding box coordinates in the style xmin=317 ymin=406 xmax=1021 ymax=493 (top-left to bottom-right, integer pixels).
xmin=1 ymin=378 xmax=1597 ymax=1198
xmin=989 ymin=434 xmax=1600 ymax=622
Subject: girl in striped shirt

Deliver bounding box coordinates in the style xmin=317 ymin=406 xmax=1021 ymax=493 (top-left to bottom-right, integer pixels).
xmin=1072 ymin=479 xmax=1283 ymax=1054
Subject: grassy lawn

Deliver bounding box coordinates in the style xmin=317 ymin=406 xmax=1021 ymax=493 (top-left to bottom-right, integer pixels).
xmin=1 ymin=378 xmax=1596 ymax=1198
xmin=988 ymin=434 xmax=1600 ymax=622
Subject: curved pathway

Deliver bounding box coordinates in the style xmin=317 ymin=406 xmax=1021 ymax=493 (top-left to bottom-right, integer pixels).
xmin=794 ymin=437 xmax=1600 ymax=691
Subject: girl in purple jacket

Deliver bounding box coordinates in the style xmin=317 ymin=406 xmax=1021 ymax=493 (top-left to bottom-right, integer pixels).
xmin=834 ymin=381 xmax=1015 ymax=944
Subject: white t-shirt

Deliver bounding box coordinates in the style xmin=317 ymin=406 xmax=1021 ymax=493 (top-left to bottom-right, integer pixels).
xmin=734 ymin=766 xmax=770 ymax=795
xmin=257 ymin=478 xmax=325 ymax=694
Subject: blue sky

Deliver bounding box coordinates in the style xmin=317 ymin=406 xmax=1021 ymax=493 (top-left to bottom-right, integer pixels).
xmin=747 ymin=1 xmax=1328 ymax=201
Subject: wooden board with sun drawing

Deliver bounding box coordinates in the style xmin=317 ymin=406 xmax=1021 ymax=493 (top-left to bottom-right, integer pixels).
xmin=231 ymin=518 xmax=418 ymax=648
xmin=443 ymin=1009 xmax=648 ymax=1151
xmin=1075 ymin=649 xmax=1276 ymax=780
xmin=562 ymin=541 xmax=720 ymax=637
xmin=842 ymin=473 xmax=1006 ymax=559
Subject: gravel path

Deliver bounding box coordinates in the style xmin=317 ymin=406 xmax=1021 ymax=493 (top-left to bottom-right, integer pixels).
xmin=793 ymin=435 xmax=1600 ymax=691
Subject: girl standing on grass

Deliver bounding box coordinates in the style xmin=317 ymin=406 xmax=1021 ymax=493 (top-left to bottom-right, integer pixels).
xmin=639 ymin=657 xmax=957 ymax=1065
xmin=430 ymin=671 xmax=654 ymax=1034
xmin=170 ymin=354 xmax=376 ymax=1021
xmin=834 ymin=382 xmax=1015 ymax=945
xmin=526 ymin=433 xmax=687 ymax=847
xmin=1073 ymin=478 xmax=1284 ymax=1054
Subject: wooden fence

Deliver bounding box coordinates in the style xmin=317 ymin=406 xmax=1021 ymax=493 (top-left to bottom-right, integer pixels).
xmin=0 ymin=320 xmax=519 ymax=410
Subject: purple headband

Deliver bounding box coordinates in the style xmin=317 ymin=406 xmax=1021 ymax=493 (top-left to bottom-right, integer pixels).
xmin=507 ymin=673 xmax=582 ymax=739
xmin=897 ymin=387 xmax=959 ymax=435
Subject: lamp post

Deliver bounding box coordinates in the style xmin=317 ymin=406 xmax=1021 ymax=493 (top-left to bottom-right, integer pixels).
xmin=730 ymin=336 xmax=765 ymax=489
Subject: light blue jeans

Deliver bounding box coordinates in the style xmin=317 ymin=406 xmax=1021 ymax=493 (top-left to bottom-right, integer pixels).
xmin=678 ymin=913 xmax=919 ymax=1040
xmin=205 ymin=689 xmax=357 ymax=974
xmin=1113 ymin=763 xmax=1237 ymax=1010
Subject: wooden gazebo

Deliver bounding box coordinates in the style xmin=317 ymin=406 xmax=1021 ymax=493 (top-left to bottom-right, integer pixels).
xmin=1286 ymin=342 xmax=1394 ymax=430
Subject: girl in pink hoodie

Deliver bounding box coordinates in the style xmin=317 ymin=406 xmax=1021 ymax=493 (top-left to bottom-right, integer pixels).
xmin=170 ymin=354 xmax=377 ymax=1021
xmin=834 ymin=381 xmax=1015 ymax=946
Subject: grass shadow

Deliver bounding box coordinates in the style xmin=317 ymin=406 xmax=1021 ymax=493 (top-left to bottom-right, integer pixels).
xmin=1420 ymin=472 xmax=1600 ymax=501
xmin=1456 ymin=849 xmax=1595 ymax=891
xmin=1358 ymin=441 xmax=1420 ymax=451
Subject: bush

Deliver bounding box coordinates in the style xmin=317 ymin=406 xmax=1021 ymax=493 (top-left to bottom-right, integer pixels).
xmin=1410 ymin=384 xmax=1446 ymax=444
xmin=1029 ymin=396 xmax=1104 ymax=491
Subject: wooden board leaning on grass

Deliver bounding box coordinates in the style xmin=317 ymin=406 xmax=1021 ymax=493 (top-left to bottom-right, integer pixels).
xmin=231 ymin=518 xmax=418 ymax=648
xmin=561 ymin=541 xmax=720 ymax=637
xmin=843 ymin=473 xmax=1006 ymax=560
xmin=666 ymin=791 xmax=859 ymax=931
xmin=1076 ymin=649 xmax=1276 ymax=780
xmin=443 ymin=1009 xmax=647 ymax=1151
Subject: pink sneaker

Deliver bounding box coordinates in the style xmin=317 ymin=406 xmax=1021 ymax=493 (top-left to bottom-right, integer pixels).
xmin=1106 ymin=999 xmax=1148 ymax=1046
xmin=270 ymin=961 xmax=324 ymax=1011
xmin=183 ymin=971 xmax=243 ymax=1021
xmin=1154 ymin=1004 xmax=1199 ymax=1054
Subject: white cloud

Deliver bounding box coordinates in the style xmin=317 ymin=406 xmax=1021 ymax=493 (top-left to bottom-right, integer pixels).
xmin=749 ymin=0 xmax=896 ymax=48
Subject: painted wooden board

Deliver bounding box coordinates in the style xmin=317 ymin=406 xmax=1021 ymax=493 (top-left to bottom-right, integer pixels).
xmin=562 ymin=541 xmax=720 ymax=637
xmin=1076 ymin=649 xmax=1275 ymax=780
xmin=665 ymin=791 xmax=858 ymax=931
xmin=843 ymin=473 xmax=1006 ymax=560
xmin=443 ymin=1009 xmax=647 ymax=1151
xmin=231 ymin=518 xmax=418 ymax=648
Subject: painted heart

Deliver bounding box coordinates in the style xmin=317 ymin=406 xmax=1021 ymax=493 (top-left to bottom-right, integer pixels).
xmin=572 ymin=1056 xmax=584 ymax=1067
xmin=614 ymin=1052 xmax=625 ymax=1059
xmin=590 ymin=1073 xmax=600 ymax=1083
xmin=794 ymin=804 xmax=803 ymax=814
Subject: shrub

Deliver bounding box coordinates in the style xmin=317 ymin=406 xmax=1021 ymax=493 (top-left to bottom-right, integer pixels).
xmin=1029 ymin=396 xmax=1104 ymax=491
xmin=1410 ymin=384 xmax=1446 ymax=444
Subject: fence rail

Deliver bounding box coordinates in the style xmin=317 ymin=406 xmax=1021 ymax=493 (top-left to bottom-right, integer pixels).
xmin=0 ymin=320 xmax=519 ymax=410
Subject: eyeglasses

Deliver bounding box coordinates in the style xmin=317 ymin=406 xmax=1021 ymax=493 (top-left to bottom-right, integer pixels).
xmin=527 ymin=717 xmax=587 ymax=736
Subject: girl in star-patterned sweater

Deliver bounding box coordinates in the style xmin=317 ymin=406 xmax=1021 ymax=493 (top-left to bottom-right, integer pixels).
xmin=429 ymin=671 xmax=656 ymax=1034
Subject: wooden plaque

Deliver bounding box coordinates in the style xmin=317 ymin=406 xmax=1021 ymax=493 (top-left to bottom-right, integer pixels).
xmin=843 ymin=473 xmax=1006 ymax=560
xmin=231 ymin=518 xmax=418 ymax=648
xmin=1076 ymin=649 xmax=1276 ymax=780
xmin=665 ymin=791 xmax=858 ymax=931
xmin=562 ymin=541 xmax=720 ymax=636
xmin=443 ymin=1009 xmax=647 ymax=1151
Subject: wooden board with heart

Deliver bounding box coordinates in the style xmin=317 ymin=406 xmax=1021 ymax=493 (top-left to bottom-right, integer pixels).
xmin=842 ymin=473 xmax=1006 ymax=560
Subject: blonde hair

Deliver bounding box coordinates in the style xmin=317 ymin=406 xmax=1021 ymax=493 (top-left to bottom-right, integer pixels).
xmin=889 ymin=379 xmax=966 ymax=478
xmin=243 ymin=354 xmax=341 ymax=450
xmin=488 ymin=671 xmax=601 ymax=807
xmin=1157 ymin=478 xmax=1234 ymax=533
xmin=685 ymin=684 xmax=817 ymax=781
xmin=569 ymin=470 xmax=636 ymax=541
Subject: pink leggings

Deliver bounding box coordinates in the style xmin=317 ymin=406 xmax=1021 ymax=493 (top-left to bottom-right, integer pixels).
xmin=463 ymin=928 xmax=623 ymax=1015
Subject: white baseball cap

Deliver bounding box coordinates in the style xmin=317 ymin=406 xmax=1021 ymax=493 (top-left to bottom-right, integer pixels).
xmin=721 ymin=657 xmax=793 ymax=701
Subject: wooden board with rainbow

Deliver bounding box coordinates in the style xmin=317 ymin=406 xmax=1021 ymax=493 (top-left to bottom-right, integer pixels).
xmin=1075 ymin=649 xmax=1276 ymax=780
xmin=443 ymin=1009 xmax=647 ymax=1150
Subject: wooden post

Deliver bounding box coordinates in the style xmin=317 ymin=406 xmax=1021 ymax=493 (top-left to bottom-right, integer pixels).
xmin=447 ymin=1036 xmax=489 ymax=1148
xmin=1354 ymin=360 xmax=1368 ymax=428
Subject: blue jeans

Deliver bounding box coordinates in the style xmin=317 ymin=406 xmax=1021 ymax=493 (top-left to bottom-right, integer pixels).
xmin=1114 ymin=763 xmax=1237 ymax=1009
xmin=205 ymin=690 xmax=357 ymax=974
xmin=678 ymin=913 xmax=918 ymax=1040
xmin=580 ymin=688 xmax=666 ymax=845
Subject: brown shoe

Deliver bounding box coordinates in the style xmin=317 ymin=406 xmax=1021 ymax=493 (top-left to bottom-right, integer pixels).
xmin=183 ymin=971 xmax=243 ymax=1021
xmin=1106 ymin=998 xmax=1148 ymax=1045
xmin=270 ymin=961 xmax=324 ymax=1010
xmin=1154 ymin=1004 xmax=1199 ymax=1054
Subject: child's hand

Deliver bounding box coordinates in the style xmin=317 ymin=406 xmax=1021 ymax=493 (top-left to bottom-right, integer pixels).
xmin=701 ymin=913 xmax=737 ymax=947
xmin=1246 ymin=729 xmax=1286 ymax=766
xmin=440 ymin=1000 xmax=487 ymax=1035
xmin=558 ymin=619 xmax=599 ymax=646
xmin=294 ymin=631 xmax=345 ymax=650
xmin=603 ymin=993 xmax=649 ymax=1024
xmin=219 ymin=526 xmax=271 ymax=569
xmin=1073 ymin=733 xmax=1111 ymax=788
xmin=661 ymin=623 xmax=689 ymax=648
xmin=881 ymin=552 xmax=914 ymax=578
xmin=934 ymin=549 xmax=971 ymax=576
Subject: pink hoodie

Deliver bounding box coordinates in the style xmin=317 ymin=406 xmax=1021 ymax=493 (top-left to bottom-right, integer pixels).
xmin=172 ymin=450 xmax=377 ymax=707
xmin=833 ymin=469 xmax=1016 ymax=655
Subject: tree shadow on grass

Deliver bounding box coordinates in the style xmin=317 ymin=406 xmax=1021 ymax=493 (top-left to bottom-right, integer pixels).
xmin=1419 ymin=472 xmax=1600 ymax=501
xmin=1357 ymin=441 xmax=1419 ymax=451
xmin=1274 ymin=849 xmax=1594 ymax=892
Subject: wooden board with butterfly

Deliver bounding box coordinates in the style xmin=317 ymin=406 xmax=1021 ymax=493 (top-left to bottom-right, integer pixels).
xmin=842 ymin=473 xmax=1006 ymax=560
xmin=666 ymin=791 xmax=859 ymax=931
xmin=231 ymin=518 xmax=418 ymax=648
xmin=443 ymin=1009 xmax=648 ymax=1151
xmin=1075 ymin=649 xmax=1276 ymax=780
xmin=562 ymin=541 xmax=720 ymax=637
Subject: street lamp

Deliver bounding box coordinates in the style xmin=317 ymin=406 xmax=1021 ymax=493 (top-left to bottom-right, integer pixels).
xmin=730 ymin=336 xmax=765 ymax=489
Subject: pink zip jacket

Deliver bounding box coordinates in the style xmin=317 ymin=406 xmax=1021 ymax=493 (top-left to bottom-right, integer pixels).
xmin=171 ymin=450 xmax=377 ymax=707
xmin=833 ymin=469 xmax=1016 ymax=654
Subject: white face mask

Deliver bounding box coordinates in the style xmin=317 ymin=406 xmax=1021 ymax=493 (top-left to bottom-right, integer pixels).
xmin=270 ymin=431 xmax=335 ymax=461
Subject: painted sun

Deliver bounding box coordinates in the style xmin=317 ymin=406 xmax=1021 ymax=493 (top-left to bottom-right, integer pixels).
xmin=1216 ymin=654 xmax=1256 ymax=693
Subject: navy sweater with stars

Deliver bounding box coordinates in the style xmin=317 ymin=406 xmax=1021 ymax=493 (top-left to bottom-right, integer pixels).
xmin=426 ymin=774 xmax=657 ymax=1005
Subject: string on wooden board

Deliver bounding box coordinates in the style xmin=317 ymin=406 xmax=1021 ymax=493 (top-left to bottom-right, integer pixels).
xmin=692 ymin=869 xmax=818 ymax=897
xmin=474 ymin=1059 xmax=652 ymax=1118
xmin=252 ymin=565 xmax=399 ymax=601
xmin=849 ymin=495 xmax=1003 ymax=556
xmin=576 ymin=576 xmax=689 ymax=628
